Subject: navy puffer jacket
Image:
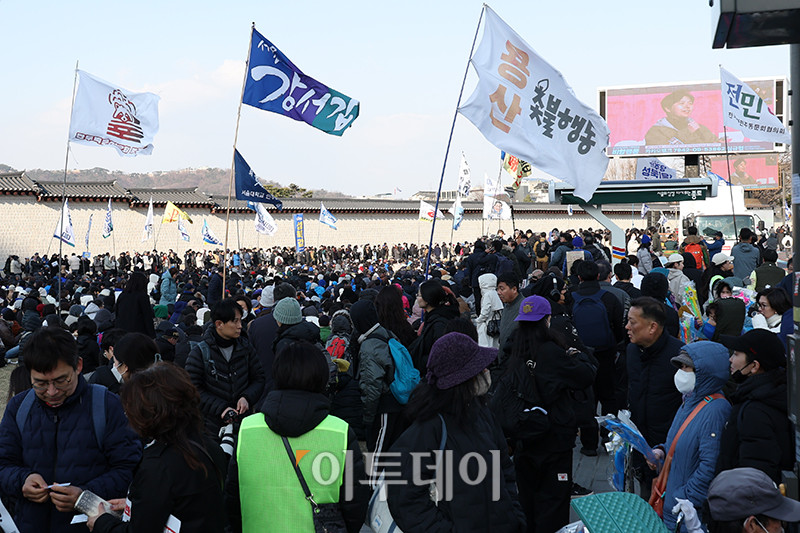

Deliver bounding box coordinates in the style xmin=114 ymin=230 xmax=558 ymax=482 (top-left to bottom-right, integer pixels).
xmin=0 ymin=377 xmax=142 ymax=533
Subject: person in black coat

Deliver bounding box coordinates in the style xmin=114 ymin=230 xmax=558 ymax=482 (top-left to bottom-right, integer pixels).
xmin=114 ymin=272 xmax=155 ymax=338
xmin=681 ymin=252 xmax=704 ymax=290
xmin=185 ymin=299 xmax=265 ymax=437
xmin=89 ymin=363 xmax=227 ymax=533
xmin=464 ymin=240 xmax=498 ymax=312
xmin=75 ymin=315 xmax=101 ymax=375
xmin=248 ymin=282 xmax=297 ymax=396
xmin=640 ymin=272 xmax=680 ymax=338
xmin=490 ymin=296 xmax=597 ymax=533
xmin=271 ymin=298 xmax=322 ymax=357
xmin=409 ymin=280 xmax=459 ymax=373
xmin=717 ymin=330 xmax=795 ymax=483
xmin=388 ymin=332 xmax=526 ymax=532
xmin=625 ymin=297 xmax=684 ymax=499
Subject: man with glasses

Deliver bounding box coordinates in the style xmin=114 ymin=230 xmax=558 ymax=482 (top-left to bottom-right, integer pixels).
xmin=0 ymin=327 xmax=141 ymax=532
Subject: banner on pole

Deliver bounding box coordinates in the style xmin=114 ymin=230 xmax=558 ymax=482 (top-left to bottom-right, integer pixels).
xmin=419 ymin=200 xmax=445 ymax=222
xmin=69 ymin=70 xmax=160 ymax=156
xmin=293 ymin=214 xmax=306 ymax=252
xmin=178 ymin=216 xmax=190 ymax=242
xmin=161 ymin=201 xmax=193 ymax=224
xmin=102 ymin=199 xmax=113 ymax=238
xmin=253 ymin=202 xmax=278 ymax=236
xmin=459 ymin=6 xmax=610 ymax=201
xmin=483 ymin=196 xmax=512 ymax=220
xmin=457 ymin=152 xmax=472 ymax=198
xmin=85 ymin=214 xmax=93 ymax=249
xmin=54 ymin=200 xmax=76 ymax=247
xmin=242 ymin=27 xmax=359 ymax=136
xmin=234 ymin=149 xmax=284 ymax=208
xmin=720 ymin=67 xmax=791 ymax=144
xmin=450 ymin=197 xmax=465 ymax=230
xmin=319 ymin=202 xmax=338 ymax=230
xmin=141 ymin=197 xmax=154 ymax=242
xmin=201 ymin=219 xmax=223 ymax=246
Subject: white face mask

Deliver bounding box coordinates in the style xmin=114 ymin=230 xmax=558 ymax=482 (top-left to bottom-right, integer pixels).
xmin=110 ymin=363 xmax=124 ymax=383
xmin=674 ymin=369 xmax=696 ymax=394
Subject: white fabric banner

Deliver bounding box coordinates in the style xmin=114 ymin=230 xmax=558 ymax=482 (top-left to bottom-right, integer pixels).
xmin=254 ymin=202 xmax=278 ymax=236
xmin=457 ymin=152 xmax=472 ymax=198
xmin=484 ymin=172 xmax=503 ymax=197
xmin=419 ymin=200 xmax=444 ymax=221
xmin=450 ymin=197 xmax=465 ymax=230
xmin=483 ymin=196 xmax=512 ymax=220
xmin=720 ymin=67 xmax=790 ymax=144
xmin=54 ymin=199 xmax=76 ymax=247
xmin=102 ymin=198 xmax=113 ymax=238
xmin=141 ymin=197 xmax=154 ymax=242
xmin=69 ymin=70 xmax=160 ymax=156
xmin=177 ymin=216 xmax=190 ymax=242
xmin=460 ymin=6 xmax=610 ymax=201
xmin=635 ymin=157 xmax=676 ymax=180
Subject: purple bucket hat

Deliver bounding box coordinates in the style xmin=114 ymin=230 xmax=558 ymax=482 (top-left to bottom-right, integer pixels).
xmin=426 ymin=332 xmax=498 ymax=389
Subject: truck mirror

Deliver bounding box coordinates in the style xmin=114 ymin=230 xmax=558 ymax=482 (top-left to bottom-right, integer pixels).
xmin=758 ymin=220 xmax=765 ymax=231
xmin=682 ymin=218 xmax=690 ymax=231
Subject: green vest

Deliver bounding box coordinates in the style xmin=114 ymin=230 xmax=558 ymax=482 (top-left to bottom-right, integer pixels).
xmin=237 ymin=413 xmax=349 ymax=533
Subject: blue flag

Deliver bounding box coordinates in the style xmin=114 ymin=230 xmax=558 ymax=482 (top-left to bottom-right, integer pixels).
xmin=319 ymin=202 xmax=337 ymax=230
xmin=293 ymin=214 xmax=306 ymax=252
xmin=234 ymin=149 xmax=283 ymax=209
xmin=242 ymin=27 xmax=359 ymax=136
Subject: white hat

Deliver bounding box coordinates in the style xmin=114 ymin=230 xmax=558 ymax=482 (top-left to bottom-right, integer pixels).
xmin=712 ymin=253 xmax=734 ymax=266
xmin=666 ymin=253 xmax=684 ymax=265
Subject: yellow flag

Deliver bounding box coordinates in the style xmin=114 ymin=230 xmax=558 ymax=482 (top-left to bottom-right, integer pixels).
xmin=161 ymin=201 xmax=193 ymax=224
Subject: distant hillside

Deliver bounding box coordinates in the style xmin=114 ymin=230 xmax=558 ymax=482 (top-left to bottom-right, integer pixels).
xmin=0 ymin=164 xmax=349 ymax=198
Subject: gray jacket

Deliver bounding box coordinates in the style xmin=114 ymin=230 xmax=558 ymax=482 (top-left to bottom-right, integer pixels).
xmin=498 ymin=293 xmax=523 ymax=359
xmin=356 ymin=324 xmax=395 ymax=427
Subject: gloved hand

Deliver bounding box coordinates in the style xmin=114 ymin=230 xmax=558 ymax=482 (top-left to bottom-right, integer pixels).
xmin=672 ymin=498 xmax=702 ymax=533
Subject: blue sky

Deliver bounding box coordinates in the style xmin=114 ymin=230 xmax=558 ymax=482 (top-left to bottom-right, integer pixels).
xmin=0 ymin=0 xmax=789 ymax=196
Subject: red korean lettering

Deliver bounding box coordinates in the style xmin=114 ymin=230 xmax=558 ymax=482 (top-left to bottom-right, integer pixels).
xmin=489 ymin=85 xmax=522 ymax=133
xmin=498 ymin=41 xmax=529 ymax=89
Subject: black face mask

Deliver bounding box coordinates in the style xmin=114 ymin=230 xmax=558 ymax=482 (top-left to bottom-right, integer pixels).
xmin=731 ymin=362 xmax=754 ymax=384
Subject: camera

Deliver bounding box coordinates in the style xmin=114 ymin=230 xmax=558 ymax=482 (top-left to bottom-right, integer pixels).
xmin=223 ymin=409 xmax=238 ymax=424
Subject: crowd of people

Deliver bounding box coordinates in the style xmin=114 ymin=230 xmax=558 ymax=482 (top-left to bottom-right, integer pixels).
xmin=0 ymin=222 xmax=795 ymax=533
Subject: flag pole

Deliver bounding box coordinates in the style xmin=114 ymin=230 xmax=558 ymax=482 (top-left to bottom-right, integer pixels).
xmin=223 ymin=23 xmax=254 ymax=294
xmin=721 ymin=124 xmax=739 ymax=240
xmin=424 ymin=5 xmax=485 ymax=277
xmin=58 ymin=61 xmax=80 ymax=311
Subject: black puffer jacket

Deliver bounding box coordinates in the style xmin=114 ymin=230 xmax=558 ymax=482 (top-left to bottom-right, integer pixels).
xmin=626 ymin=330 xmax=684 ymax=446
xmin=225 ymin=390 xmax=370 ymax=533
xmin=716 ymin=370 xmax=794 ymax=483
xmin=409 ymin=305 xmax=459 ymax=372
xmin=490 ymin=340 xmax=596 ymax=453
xmin=185 ymin=327 xmax=265 ymax=435
xmin=387 ymin=406 xmax=526 ymax=533
xmin=272 ymin=320 xmax=321 ymax=356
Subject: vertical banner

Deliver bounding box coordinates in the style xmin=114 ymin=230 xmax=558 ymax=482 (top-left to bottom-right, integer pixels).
xmin=293 ymin=214 xmax=306 ymax=252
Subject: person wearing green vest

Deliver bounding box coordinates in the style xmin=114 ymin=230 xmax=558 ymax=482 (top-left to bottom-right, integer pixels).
xmin=226 ymin=340 xmax=369 ymax=533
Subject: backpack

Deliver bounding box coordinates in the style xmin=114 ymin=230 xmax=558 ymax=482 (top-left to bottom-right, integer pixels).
xmin=326 ymin=335 xmax=350 ymax=361
xmin=16 ymin=384 xmax=106 ymax=448
xmin=684 ymin=242 xmax=706 ymax=270
xmin=372 ymin=332 xmax=420 ymax=405
xmin=572 ymin=290 xmax=616 ymax=349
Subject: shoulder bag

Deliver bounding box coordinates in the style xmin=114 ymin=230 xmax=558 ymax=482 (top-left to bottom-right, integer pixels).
xmin=648 ymin=393 xmax=724 ymax=517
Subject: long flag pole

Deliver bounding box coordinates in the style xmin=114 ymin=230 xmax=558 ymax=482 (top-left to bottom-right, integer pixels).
xmin=223 ymin=23 xmax=254 ymax=295
xmin=423 ymin=6 xmax=485 ymax=277
xmin=58 ymin=61 xmax=80 ymax=311
xmin=721 ymin=124 xmax=739 ymax=241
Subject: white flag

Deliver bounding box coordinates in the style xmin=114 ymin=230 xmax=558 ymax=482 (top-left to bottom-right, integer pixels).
xmin=54 ymin=200 xmax=76 ymax=247
xmin=658 ymin=212 xmax=668 ymax=227
xmin=567 ymin=204 xmax=573 ymax=216
xmin=457 ymin=152 xmax=472 ymax=198
xmin=178 ymin=216 xmax=190 ymax=242
xmin=450 ymin=197 xmax=465 ymax=230
xmin=483 ymin=196 xmax=512 ymax=220
xmin=141 ymin=197 xmax=154 ymax=242
xmin=784 ymin=201 xmax=792 ymax=220
xmin=635 ymin=158 xmax=676 ymax=180
xmin=254 ymin=203 xmax=278 ymax=236
xmin=641 ymin=204 xmax=650 ymax=219
xmin=459 ymin=6 xmax=610 ymax=201
xmin=202 ymin=219 xmax=223 ymax=246
xmin=419 ymin=200 xmax=444 ymax=222
xmin=484 ymin=172 xmax=502 ymax=197
xmin=319 ymin=202 xmax=338 ymax=230
xmin=85 ymin=214 xmax=93 ymax=249
xmin=720 ymin=67 xmax=790 ymax=144
xmin=69 ymin=70 xmax=160 ymax=156
xmin=102 ymin=198 xmax=113 ymax=238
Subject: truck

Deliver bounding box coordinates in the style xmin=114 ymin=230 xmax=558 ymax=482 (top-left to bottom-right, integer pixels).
xmin=678 ymin=181 xmax=770 ymax=254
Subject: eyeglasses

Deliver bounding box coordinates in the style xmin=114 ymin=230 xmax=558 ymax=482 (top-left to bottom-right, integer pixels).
xmin=31 ymin=374 xmax=73 ymax=391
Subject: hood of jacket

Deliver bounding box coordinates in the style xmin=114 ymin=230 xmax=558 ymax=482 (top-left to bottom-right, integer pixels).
xmin=713 ymin=298 xmax=746 ymax=339
xmin=731 ymin=369 xmax=787 ymax=413
xmin=682 ymin=341 xmax=731 ymax=402
xmin=478 ymin=273 xmax=497 ymax=292
xmin=350 ymin=299 xmax=379 ymax=335
xmin=277 ymin=320 xmax=321 ymax=344
xmin=734 ymin=242 xmax=757 ymax=254
xmin=683 ymin=235 xmax=704 ymax=245
xmin=261 ymin=389 xmax=331 ymax=438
